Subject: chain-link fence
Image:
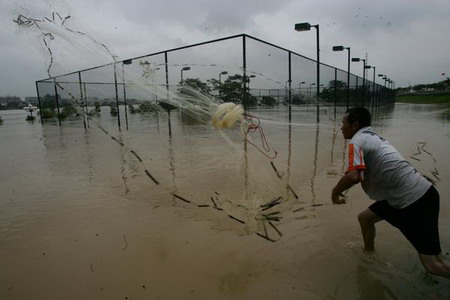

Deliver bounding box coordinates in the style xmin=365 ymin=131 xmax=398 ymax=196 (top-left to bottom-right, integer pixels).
xmin=36 ymin=34 xmax=394 ymax=127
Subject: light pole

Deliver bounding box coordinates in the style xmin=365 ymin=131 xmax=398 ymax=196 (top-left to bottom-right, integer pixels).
xmin=378 ymin=74 xmax=385 ymax=105
xmin=299 ymin=81 xmax=305 ymax=96
xmin=219 ymin=71 xmax=228 ymax=85
xmin=309 ymin=83 xmax=316 ymax=97
xmin=285 ymin=80 xmax=290 ymax=99
xmin=371 ymin=66 xmax=376 ymax=109
xmin=365 ymin=65 xmax=372 ymax=106
xmin=218 ymin=71 xmax=228 ymax=98
xmin=180 ymin=66 xmax=191 ymax=85
xmin=295 ymin=22 xmax=320 ymax=122
xmin=248 ymin=75 xmax=256 ymax=94
xmin=332 ymin=45 xmax=351 ymax=109
xmin=351 ymin=57 xmax=368 ymax=107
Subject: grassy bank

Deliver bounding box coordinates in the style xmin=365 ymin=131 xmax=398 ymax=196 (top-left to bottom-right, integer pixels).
xmin=396 ymin=92 xmax=450 ymax=105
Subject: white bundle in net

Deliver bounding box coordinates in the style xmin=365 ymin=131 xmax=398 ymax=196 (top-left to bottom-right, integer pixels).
xmin=211 ymin=103 xmax=244 ymax=129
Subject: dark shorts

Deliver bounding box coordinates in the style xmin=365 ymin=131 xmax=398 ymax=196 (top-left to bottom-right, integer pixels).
xmin=369 ymin=186 xmax=441 ymax=255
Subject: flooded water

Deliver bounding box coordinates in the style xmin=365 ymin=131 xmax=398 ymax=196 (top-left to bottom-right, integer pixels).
xmin=1 ymin=103 xmax=449 ymax=299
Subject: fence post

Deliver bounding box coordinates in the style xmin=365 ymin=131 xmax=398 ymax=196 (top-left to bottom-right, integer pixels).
xmin=165 ymin=52 xmax=169 ymax=101
xmin=78 ymin=72 xmax=87 ymax=129
xmin=242 ymin=35 xmax=247 ymax=109
xmin=35 ymin=81 xmax=43 ymax=125
xmin=53 ymin=78 xmax=62 ymax=126
xmin=164 ymin=51 xmax=172 ymax=137
xmin=122 ymin=63 xmax=129 ymax=130
xmin=288 ymin=51 xmax=292 ymax=122
xmin=113 ymin=64 xmax=121 ymax=131
xmin=334 ymin=68 xmax=337 ymax=118
xmin=83 ymin=83 xmax=89 ymax=128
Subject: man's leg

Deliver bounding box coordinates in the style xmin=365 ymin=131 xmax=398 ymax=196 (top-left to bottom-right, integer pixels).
xmin=358 ymin=208 xmax=383 ymax=251
xmin=418 ymin=253 xmax=450 ymax=279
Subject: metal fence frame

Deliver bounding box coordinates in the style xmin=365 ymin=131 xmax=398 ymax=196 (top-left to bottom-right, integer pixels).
xmin=36 ymin=33 xmax=394 ymax=127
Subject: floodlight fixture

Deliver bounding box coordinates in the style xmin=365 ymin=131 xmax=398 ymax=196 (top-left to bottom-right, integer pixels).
xmin=181 ymin=66 xmax=191 ymax=84
xmin=218 ymin=71 xmax=229 ymax=97
xmin=295 ymin=22 xmax=312 ymax=31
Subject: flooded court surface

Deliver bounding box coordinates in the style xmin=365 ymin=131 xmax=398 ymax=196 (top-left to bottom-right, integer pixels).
xmin=1 ymin=103 xmax=449 ymax=299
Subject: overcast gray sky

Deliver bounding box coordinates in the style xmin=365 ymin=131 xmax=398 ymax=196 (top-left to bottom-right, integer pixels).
xmin=1 ymin=0 xmax=450 ymax=99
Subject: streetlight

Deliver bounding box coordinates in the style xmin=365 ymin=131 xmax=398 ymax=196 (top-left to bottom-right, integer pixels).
xmin=218 ymin=71 xmax=228 ymax=98
xmin=370 ymin=66 xmax=376 ymax=108
xmin=332 ymin=45 xmax=351 ymax=109
xmin=363 ymin=65 xmax=371 ymax=105
xmin=295 ymin=22 xmax=320 ymax=122
xmin=299 ymin=81 xmax=305 ymax=96
xmin=219 ymin=71 xmax=228 ymax=85
xmin=309 ymin=83 xmax=316 ymax=97
xmin=378 ymin=74 xmax=385 ymax=104
xmin=365 ymin=65 xmax=372 ymax=106
xmin=248 ymin=75 xmax=256 ymax=93
xmin=352 ymin=57 xmax=368 ymax=107
xmin=285 ymin=80 xmax=290 ymax=98
xmin=180 ymin=66 xmax=191 ymax=84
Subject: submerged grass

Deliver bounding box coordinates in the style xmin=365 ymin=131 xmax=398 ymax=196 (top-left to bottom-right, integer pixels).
xmin=396 ymin=93 xmax=450 ymax=105
xmin=396 ymin=93 xmax=450 ymax=119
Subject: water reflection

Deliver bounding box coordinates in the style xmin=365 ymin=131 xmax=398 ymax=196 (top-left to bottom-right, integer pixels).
xmin=330 ymin=120 xmax=337 ymax=165
xmin=310 ymin=123 xmax=319 ymax=204
xmin=82 ymin=130 xmax=94 ymax=186
xmin=118 ymin=133 xmax=130 ymax=194
xmin=286 ymin=123 xmax=292 ymax=199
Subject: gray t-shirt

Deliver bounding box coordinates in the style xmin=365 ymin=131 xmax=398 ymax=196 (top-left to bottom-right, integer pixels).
xmin=347 ymin=127 xmax=431 ymax=208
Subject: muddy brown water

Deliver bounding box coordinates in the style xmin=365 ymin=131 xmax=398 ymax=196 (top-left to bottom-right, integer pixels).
xmin=1 ymin=104 xmax=449 ymax=299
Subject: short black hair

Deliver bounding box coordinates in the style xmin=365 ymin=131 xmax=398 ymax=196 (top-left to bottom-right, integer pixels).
xmin=345 ymin=107 xmax=371 ymax=128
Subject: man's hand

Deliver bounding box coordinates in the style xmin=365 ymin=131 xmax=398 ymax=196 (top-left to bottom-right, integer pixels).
xmin=332 ymin=191 xmax=346 ymax=204
xmin=331 ymin=170 xmax=362 ymax=205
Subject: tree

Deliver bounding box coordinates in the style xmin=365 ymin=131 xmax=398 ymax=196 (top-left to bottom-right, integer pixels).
xmin=260 ymin=96 xmax=277 ymax=106
xmin=214 ymin=74 xmax=257 ymax=107
xmin=319 ymin=80 xmax=347 ymax=103
xmin=94 ymin=101 xmax=101 ymax=112
xmin=207 ymin=78 xmax=220 ymax=92
xmin=62 ymin=102 xmax=79 ymax=118
xmin=179 ymin=78 xmax=211 ymax=94
xmin=110 ymin=104 xmax=118 ymax=116
xmin=41 ymin=94 xmax=56 ymax=110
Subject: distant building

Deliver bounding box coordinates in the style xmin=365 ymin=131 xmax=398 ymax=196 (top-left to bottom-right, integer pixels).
xmin=0 ymin=96 xmax=26 ymax=110
xmin=420 ymin=87 xmax=435 ymax=92
xmin=0 ymin=96 xmax=21 ymax=104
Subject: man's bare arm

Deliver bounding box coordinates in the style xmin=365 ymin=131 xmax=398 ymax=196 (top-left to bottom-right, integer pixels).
xmin=331 ymin=169 xmax=362 ymax=204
